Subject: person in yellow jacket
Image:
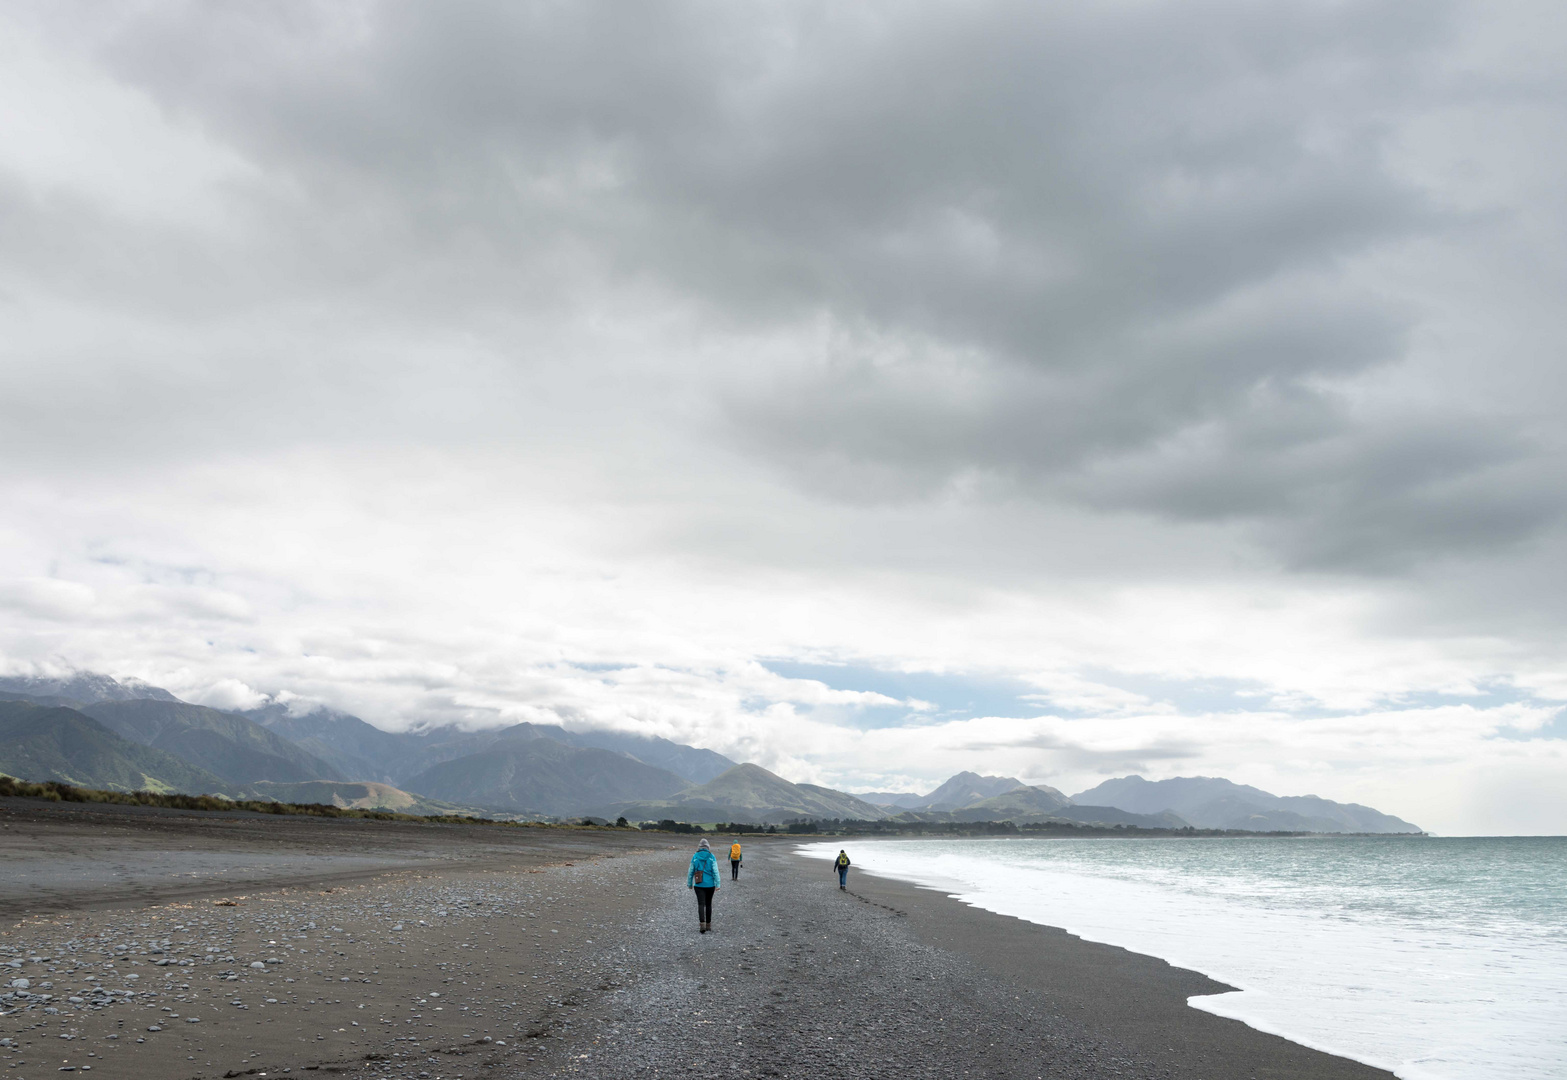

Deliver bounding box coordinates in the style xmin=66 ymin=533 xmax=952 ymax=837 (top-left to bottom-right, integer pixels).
xmin=729 ymin=841 xmax=743 ymax=881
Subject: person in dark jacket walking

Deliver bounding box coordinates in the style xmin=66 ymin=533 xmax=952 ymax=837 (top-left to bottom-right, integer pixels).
xmin=687 ymin=838 xmax=721 ymax=933
xmin=834 ymin=849 xmax=851 ymax=890
xmin=729 ymin=841 xmax=743 ymax=881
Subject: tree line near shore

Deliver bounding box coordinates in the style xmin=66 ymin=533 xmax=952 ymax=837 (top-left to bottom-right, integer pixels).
xmin=0 ymin=671 xmax=1421 ymax=833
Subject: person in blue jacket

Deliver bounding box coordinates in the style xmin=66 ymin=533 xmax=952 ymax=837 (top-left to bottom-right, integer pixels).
xmin=687 ymin=837 xmax=722 ymax=933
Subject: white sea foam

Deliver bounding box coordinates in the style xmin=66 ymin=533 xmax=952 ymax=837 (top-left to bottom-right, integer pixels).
xmin=800 ymin=836 xmax=1567 ymax=1080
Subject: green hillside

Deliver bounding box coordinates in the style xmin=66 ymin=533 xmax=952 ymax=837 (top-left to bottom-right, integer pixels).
xmin=401 ymin=737 xmax=689 ymax=815
xmin=955 ymin=783 xmax=1071 ymax=820
xmin=611 ymin=763 xmax=889 ymax=823
xmin=0 ymin=701 xmax=232 ymax=795
xmin=80 ymin=699 xmax=344 ymax=786
xmin=1048 ymin=804 xmax=1192 ymax=828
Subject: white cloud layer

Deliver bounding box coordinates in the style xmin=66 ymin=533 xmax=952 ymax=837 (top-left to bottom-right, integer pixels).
xmin=2 ymin=1 xmax=1566 ymax=833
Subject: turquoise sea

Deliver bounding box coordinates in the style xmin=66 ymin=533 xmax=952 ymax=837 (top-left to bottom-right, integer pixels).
xmin=802 ymin=835 xmax=1567 ymax=1080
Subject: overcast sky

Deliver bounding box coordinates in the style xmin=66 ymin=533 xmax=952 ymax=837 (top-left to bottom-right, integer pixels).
xmin=3 ymin=1 xmax=1566 ymax=834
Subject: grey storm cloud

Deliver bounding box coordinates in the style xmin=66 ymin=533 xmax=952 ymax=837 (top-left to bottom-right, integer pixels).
xmin=29 ymin=0 xmax=1543 ymax=574
xmin=954 ymin=730 xmax=1203 ymax=776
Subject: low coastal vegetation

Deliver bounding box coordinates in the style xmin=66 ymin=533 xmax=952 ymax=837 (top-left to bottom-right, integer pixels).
xmin=0 ymin=774 xmax=539 ymax=826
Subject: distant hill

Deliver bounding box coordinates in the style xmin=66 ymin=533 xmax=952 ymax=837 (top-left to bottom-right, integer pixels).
xmin=610 ymin=763 xmax=889 ymax=824
xmin=1 ymin=670 xmax=737 ymax=800
xmin=915 ymin=771 xmax=1026 ymax=810
xmin=563 ymin=728 xmax=735 ymax=785
xmin=243 ymin=707 xmax=737 ymax=787
xmin=1072 ymin=775 xmax=1421 ymax=834
xmin=243 ymin=704 xmax=517 ymax=782
xmin=243 ymin=705 xmax=411 ymax=784
xmin=853 ymin=791 xmax=924 ymax=809
xmin=954 ymin=783 xmax=1070 ymax=820
xmin=400 ymin=737 xmax=690 ymax=816
xmin=889 ymin=782 xmax=1186 ymax=828
xmin=453 ymin=722 xmax=738 ymax=786
xmin=0 ymin=674 xmax=349 ymax=789
xmin=0 ymin=701 xmax=231 ymax=795
xmin=797 ymin=783 xmax=889 ymax=817
xmin=79 ymin=700 xmax=344 ymax=787
xmin=244 ymin=780 xmax=482 ymax=816
xmin=1047 ymin=804 xmax=1191 ymax=828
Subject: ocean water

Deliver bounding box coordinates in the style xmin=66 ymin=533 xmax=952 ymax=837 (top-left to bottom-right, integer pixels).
xmin=800 ymin=835 xmax=1567 ymax=1080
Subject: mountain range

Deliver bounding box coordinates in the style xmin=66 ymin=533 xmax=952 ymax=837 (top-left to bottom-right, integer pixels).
xmin=854 ymin=772 xmax=1186 ymax=828
xmin=0 ymin=700 xmax=233 ymax=796
xmin=850 ymin=770 xmax=1421 ymax=833
xmin=78 ymin=699 xmax=344 ymax=786
xmin=0 ymin=672 xmax=741 ymax=817
xmin=0 ymin=671 xmax=1422 ymax=831
xmin=400 ymin=735 xmax=691 ymax=815
xmin=1070 ymin=775 xmax=1421 ymax=834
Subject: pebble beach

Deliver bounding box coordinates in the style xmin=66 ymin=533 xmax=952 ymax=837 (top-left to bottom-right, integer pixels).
xmin=1 ymin=797 xmax=1396 ymax=1080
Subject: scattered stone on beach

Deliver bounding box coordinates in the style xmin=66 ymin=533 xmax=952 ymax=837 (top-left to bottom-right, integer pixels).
xmin=550 ymin=848 xmax=1150 ymax=1080
xmin=0 ymin=809 xmax=673 ymax=1080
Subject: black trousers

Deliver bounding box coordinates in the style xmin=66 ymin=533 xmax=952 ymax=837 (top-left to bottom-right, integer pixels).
xmin=694 ymin=886 xmax=715 ymax=923
xmin=731 ymin=859 xmax=741 ymax=880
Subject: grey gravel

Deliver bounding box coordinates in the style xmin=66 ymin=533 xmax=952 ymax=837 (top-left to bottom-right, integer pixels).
xmin=541 ymin=846 xmax=1159 ymax=1079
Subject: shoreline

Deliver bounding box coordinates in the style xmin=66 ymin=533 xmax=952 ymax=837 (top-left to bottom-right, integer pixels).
xmin=794 ymin=844 xmax=1397 ymax=1080
xmin=535 ymin=842 xmax=1395 ymax=1079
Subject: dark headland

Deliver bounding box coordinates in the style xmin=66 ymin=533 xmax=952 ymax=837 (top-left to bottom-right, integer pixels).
xmin=0 ymin=798 xmax=1393 ymax=1080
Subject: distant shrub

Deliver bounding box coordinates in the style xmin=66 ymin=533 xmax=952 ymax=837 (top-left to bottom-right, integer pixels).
xmin=639 ymin=819 xmax=704 ymax=834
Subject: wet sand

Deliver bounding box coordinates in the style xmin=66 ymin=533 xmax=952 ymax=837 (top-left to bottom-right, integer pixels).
xmin=0 ymin=801 xmax=1397 ymax=1080
xmin=837 ymin=854 xmax=1396 ymax=1080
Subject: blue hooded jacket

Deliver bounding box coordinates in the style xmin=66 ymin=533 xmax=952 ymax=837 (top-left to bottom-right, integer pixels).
xmin=687 ymin=845 xmax=721 ymax=889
